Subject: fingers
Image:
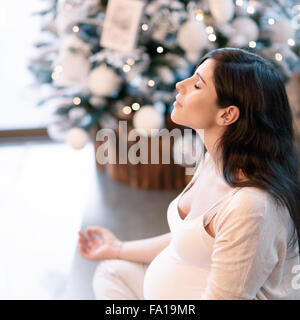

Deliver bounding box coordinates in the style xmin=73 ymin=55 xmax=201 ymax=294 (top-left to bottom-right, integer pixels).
xmin=78 ymin=231 xmax=86 ymax=238
xmin=78 ymin=243 xmax=98 ymax=261
xmin=78 ymin=244 xmax=91 ymax=259
xmin=85 ymin=226 xmax=104 ymax=238
xmin=78 ymin=231 xmax=88 ymax=246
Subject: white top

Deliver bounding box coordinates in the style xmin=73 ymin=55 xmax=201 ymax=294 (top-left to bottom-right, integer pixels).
xmin=143 ymin=152 xmax=300 ymax=300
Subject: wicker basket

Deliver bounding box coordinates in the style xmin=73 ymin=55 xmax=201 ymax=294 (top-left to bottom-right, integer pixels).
xmin=91 ymin=113 xmax=193 ymax=190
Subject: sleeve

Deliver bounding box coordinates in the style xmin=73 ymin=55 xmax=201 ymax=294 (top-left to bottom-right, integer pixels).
xmin=201 ymin=189 xmax=279 ymax=300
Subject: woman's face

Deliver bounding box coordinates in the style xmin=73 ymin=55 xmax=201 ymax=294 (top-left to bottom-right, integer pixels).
xmin=171 ymin=58 xmax=221 ymax=131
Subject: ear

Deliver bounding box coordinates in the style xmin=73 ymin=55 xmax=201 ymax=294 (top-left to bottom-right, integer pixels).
xmin=216 ymin=105 xmax=240 ymax=126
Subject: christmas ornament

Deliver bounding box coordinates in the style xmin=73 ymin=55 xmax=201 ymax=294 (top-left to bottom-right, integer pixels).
xmin=87 ymin=63 xmax=122 ymax=96
xmin=29 ymin=0 xmax=300 ymax=147
xmin=132 ymin=105 xmax=164 ymax=137
xmin=229 ymin=17 xmax=259 ymax=47
xmin=208 ymin=0 xmax=234 ymax=24
xmin=66 ymin=127 xmax=89 ymax=149
xmin=177 ymin=19 xmax=208 ymax=63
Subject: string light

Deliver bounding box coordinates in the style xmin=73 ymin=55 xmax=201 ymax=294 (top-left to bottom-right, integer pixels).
xmin=268 ymin=18 xmax=275 ymax=25
xmin=73 ymin=97 xmax=81 ymax=105
xmin=122 ymin=106 xmax=132 ymax=114
xmin=249 ymin=41 xmax=256 ymax=48
xmin=206 ymin=26 xmax=214 ymax=34
xmin=195 ymin=9 xmax=204 ymax=21
xmin=123 ymin=64 xmax=131 ymax=72
xmin=208 ymin=34 xmax=217 ymax=42
xmin=51 ymin=72 xmax=58 ymax=80
xmin=142 ymin=24 xmax=149 ymax=31
xmin=51 ymin=65 xmax=63 ymax=80
xmin=132 ymin=103 xmax=140 ymax=111
xmin=72 ymin=25 xmax=79 ymax=32
xmin=287 ymin=38 xmax=295 ymax=46
xmin=275 ymin=53 xmax=283 ymax=61
xmin=148 ymin=80 xmax=155 ymax=87
xmin=156 ymin=46 xmax=164 ymax=53
xmin=235 ymin=0 xmax=243 ymax=6
xmin=195 ymin=14 xmax=203 ymax=21
xmin=247 ymin=6 xmax=255 ymax=14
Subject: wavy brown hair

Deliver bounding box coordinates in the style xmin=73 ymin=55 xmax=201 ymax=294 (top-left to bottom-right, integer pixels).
xmin=198 ymin=47 xmax=300 ymax=256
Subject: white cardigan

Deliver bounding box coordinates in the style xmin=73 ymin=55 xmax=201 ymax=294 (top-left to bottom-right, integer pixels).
xmin=143 ymin=153 xmax=300 ymax=300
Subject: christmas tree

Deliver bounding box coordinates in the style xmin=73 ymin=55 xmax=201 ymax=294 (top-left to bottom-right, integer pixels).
xmin=28 ymin=0 xmax=300 ymax=150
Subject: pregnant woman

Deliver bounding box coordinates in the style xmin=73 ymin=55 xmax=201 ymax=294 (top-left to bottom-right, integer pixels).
xmin=78 ymin=47 xmax=300 ymax=300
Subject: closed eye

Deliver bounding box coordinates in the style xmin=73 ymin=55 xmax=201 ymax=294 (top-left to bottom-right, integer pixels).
xmin=194 ymin=83 xmax=201 ymax=89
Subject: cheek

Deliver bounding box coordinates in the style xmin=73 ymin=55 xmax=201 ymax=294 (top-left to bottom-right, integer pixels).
xmin=171 ymin=92 xmax=218 ymax=129
xmin=186 ymin=95 xmax=211 ymax=117
xmin=186 ymin=95 xmax=217 ymax=125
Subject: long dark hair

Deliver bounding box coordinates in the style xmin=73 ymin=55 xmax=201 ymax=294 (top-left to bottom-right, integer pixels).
xmin=198 ymin=47 xmax=300 ymax=256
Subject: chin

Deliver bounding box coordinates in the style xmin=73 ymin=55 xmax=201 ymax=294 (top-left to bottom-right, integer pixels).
xmin=170 ymin=112 xmax=195 ymax=130
xmin=170 ymin=110 xmax=187 ymax=127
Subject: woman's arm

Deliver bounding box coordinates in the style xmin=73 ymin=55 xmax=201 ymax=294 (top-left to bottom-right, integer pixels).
xmin=119 ymin=232 xmax=172 ymax=264
xmin=201 ymin=190 xmax=276 ymax=300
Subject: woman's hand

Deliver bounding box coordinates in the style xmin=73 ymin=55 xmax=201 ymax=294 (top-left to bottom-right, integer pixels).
xmin=78 ymin=226 xmax=123 ymax=261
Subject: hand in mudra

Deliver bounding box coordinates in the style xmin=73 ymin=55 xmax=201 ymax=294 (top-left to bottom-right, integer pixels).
xmin=78 ymin=226 xmax=123 ymax=261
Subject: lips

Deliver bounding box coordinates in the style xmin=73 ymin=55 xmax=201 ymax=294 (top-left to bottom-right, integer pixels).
xmin=175 ymin=94 xmax=183 ymax=107
xmin=175 ymin=99 xmax=183 ymax=107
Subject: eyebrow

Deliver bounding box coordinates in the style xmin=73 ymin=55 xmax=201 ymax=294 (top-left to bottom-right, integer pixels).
xmin=195 ymin=72 xmax=207 ymax=85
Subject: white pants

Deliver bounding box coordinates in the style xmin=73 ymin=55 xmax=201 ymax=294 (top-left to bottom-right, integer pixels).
xmin=92 ymin=259 xmax=149 ymax=300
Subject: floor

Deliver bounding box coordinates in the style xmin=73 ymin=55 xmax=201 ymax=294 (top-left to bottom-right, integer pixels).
xmin=0 ymin=138 xmax=177 ymax=299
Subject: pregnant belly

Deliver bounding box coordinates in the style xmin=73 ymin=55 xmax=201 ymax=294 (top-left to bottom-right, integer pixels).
xmin=143 ymin=243 xmax=210 ymax=300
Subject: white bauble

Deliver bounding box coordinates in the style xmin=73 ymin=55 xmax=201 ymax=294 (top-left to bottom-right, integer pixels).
xmin=173 ymin=134 xmax=203 ymax=167
xmin=208 ymin=0 xmax=234 ymax=24
xmin=230 ymin=17 xmax=259 ymax=46
xmin=52 ymin=50 xmax=90 ymax=87
xmin=87 ymin=64 xmax=122 ymax=96
xmin=177 ymin=19 xmax=208 ymax=60
xmin=133 ymin=105 xmax=164 ymax=137
xmin=271 ymin=19 xmax=295 ymax=43
xmin=66 ymin=127 xmax=89 ymax=149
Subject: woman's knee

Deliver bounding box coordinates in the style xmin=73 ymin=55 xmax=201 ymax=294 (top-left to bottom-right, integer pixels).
xmin=93 ymin=259 xmax=121 ymax=281
xmin=92 ymin=259 xmax=148 ymax=294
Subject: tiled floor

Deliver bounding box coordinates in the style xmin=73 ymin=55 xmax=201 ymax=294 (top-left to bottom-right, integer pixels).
xmin=0 ymin=138 xmax=177 ymax=299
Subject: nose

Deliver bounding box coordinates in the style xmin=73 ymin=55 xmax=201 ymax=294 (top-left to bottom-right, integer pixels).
xmin=175 ymin=80 xmax=185 ymax=93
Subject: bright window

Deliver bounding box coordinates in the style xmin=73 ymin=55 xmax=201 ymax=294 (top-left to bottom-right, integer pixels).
xmin=0 ymin=0 xmax=51 ymax=130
